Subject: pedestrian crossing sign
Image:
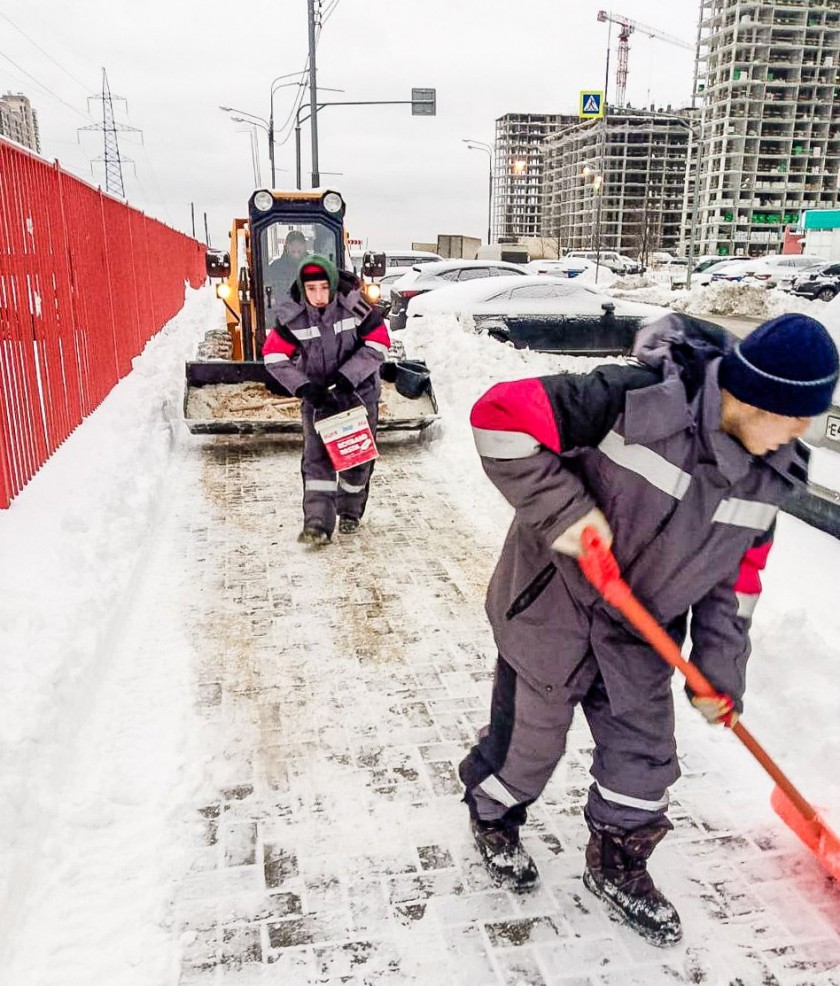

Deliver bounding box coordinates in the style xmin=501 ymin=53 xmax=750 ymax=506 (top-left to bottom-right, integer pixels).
xmin=580 ymin=91 xmax=605 ymax=119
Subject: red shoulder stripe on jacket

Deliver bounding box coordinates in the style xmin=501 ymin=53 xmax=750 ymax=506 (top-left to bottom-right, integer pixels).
xmin=262 ymin=329 xmax=298 ymax=359
xmin=470 ymin=379 xmax=561 ymax=453
xmin=362 ymin=321 xmax=391 ymax=349
xmin=733 ymin=540 xmax=773 ymax=595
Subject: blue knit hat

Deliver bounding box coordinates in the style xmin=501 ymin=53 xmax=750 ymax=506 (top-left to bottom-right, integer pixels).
xmin=718 ymin=314 xmax=839 ymax=417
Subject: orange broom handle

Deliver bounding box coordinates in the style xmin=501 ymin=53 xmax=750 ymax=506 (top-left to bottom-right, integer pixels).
xmin=579 ymin=528 xmax=817 ymax=822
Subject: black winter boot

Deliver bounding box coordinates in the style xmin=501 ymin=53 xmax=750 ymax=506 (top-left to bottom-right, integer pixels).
xmin=470 ymin=817 xmax=539 ymax=894
xmin=297 ymin=525 xmax=331 ymax=546
xmin=583 ymin=811 xmax=682 ymax=947
xmin=338 ymin=516 xmax=360 ymax=534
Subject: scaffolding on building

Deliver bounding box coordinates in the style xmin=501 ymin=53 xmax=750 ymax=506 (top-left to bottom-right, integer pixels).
xmin=694 ymin=0 xmax=840 ymax=257
xmin=542 ymin=108 xmax=692 ymax=259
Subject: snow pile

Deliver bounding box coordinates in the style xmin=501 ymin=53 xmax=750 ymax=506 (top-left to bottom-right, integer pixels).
xmin=0 ymin=287 xmax=216 ymax=979
xmin=402 ymin=313 xmax=624 ymax=540
xmin=611 ymin=280 xmax=831 ymax=322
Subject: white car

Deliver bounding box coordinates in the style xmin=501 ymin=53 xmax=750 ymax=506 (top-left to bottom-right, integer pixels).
xmin=389 ymin=260 xmax=527 ymax=329
xmin=698 ymin=259 xmax=752 ymax=286
xmin=524 ymin=258 xmax=617 ymax=284
xmin=710 ymin=254 xmax=823 ymax=289
xmin=406 ymin=275 xmax=668 ymax=355
xmin=741 ymin=254 xmax=824 ymax=289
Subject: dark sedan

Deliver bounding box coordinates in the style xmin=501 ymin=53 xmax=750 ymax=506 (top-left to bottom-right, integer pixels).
xmin=789 ymin=262 xmax=840 ymax=302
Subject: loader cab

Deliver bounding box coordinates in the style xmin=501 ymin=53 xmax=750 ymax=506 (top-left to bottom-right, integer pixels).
xmin=248 ymin=189 xmax=348 ymax=338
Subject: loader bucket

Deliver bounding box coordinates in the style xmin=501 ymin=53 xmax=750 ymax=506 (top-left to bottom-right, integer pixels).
xmin=183 ymin=361 xmax=438 ymax=435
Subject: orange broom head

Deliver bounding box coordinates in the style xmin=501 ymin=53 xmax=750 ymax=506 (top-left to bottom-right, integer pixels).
xmin=771 ymin=786 xmax=840 ymax=880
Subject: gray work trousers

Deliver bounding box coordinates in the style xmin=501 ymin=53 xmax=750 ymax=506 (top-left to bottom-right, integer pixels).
xmin=459 ymin=653 xmax=680 ymax=831
xmin=300 ymin=393 xmax=379 ymax=535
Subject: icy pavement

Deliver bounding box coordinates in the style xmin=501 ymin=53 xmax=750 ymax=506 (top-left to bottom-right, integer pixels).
xmin=170 ymin=433 xmax=840 ymax=985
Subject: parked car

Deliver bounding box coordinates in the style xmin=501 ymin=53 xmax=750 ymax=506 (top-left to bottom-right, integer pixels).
xmin=692 ymin=256 xmax=727 ymax=274
xmin=381 ymin=249 xmax=443 ymax=268
xmin=789 ymin=262 xmax=840 ymax=302
xmin=617 ymin=254 xmax=645 ymax=275
xmin=709 ymin=254 xmax=821 ymax=287
xmin=741 ymin=254 xmax=823 ymax=289
xmin=406 ymin=275 xmax=668 ymax=355
xmin=389 ymin=260 xmax=527 ymax=330
xmin=708 ymin=260 xmax=754 ymax=284
xmin=565 ymin=250 xmax=629 ymax=274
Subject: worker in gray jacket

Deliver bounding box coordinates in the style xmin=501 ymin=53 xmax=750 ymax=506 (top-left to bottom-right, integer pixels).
xmin=459 ymin=312 xmax=838 ymax=946
xmin=262 ymin=255 xmax=391 ymax=544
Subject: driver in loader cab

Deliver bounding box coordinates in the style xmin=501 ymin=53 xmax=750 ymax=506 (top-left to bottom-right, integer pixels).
xmin=262 ymin=255 xmax=391 ymax=545
xmin=265 ymin=230 xmax=309 ymax=304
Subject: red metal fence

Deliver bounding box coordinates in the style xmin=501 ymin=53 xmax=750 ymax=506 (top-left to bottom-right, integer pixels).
xmin=0 ymin=138 xmax=205 ymax=508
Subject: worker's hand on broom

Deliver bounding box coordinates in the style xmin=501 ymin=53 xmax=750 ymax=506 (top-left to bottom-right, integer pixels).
xmin=553 ymin=508 xmax=613 ymax=558
xmin=691 ymin=693 xmax=739 ymax=728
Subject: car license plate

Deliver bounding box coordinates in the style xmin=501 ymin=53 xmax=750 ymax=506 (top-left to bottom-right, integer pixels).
xmin=825 ymin=414 xmax=840 ymax=442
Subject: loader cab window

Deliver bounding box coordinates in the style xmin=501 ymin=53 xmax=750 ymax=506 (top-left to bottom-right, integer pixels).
xmin=261 ymin=220 xmax=340 ymax=325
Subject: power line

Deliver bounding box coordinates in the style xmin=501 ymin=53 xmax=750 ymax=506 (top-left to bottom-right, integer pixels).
xmin=0 ymin=48 xmax=93 ymax=121
xmin=0 ymin=11 xmax=90 ymax=93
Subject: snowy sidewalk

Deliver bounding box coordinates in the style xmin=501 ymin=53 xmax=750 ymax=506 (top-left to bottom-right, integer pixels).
xmin=2 ymin=292 xmax=839 ymax=985
xmin=173 ymin=433 xmax=840 ymax=985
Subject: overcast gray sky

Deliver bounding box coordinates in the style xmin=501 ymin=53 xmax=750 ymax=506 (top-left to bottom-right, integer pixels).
xmin=1 ymin=0 xmax=700 ymax=249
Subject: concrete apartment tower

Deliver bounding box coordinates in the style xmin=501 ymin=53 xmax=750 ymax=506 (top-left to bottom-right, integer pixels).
xmin=542 ymin=108 xmax=692 ymax=259
xmin=493 ymin=113 xmax=577 ymax=243
xmin=693 ymin=0 xmax=840 ymax=257
xmin=0 ymin=92 xmax=40 ymax=153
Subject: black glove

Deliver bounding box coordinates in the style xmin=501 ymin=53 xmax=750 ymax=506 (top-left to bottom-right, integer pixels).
xmin=332 ymin=372 xmax=356 ymax=394
xmin=296 ymin=382 xmax=331 ymax=408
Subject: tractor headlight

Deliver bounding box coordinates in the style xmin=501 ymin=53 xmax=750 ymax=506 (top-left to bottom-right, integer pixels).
xmin=322 ymin=191 xmax=343 ymax=214
xmin=253 ymin=190 xmax=274 ymax=212
xmin=216 ymin=283 xmax=232 ymax=300
xmin=365 ymin=283 xmax=382 ymax=302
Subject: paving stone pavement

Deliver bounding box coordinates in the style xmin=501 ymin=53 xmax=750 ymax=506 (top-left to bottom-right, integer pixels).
xmin=175 ymin=435 xmax=840 ymax=986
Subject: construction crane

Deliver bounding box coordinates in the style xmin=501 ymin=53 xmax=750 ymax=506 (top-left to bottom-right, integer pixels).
xmin=597 ymin=10 xmax=694 ymax=108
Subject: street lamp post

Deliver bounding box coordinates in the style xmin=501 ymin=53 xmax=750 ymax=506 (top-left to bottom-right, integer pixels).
xmin=220 ymin=106 xmax=271 ymax=185
xmin=268 ymin=73 xmax=305 ymax=187
xmin=295 ymin=97 xmax=437 ymax=190
xmin=463 ymin=139 xmax=494 ymax=245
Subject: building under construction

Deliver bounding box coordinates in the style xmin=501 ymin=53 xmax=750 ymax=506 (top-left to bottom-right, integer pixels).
xmin=693 ymin=0 xmax=840 ymax=256
xmin=542 ymin=108 xmax=692 ymax=258
xmin=492 ymin=113 xmax=577 ymax=242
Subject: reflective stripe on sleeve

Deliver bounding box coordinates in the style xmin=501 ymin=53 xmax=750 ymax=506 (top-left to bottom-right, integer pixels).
xmin=713 ymin=498 xmax=778 ymax=530
xmin=292 ymin=327 xmax=321 ymax=341
xmin=595 ymin=782 xmax=670 ymax=812
xmin=735 ymin=591 xmax=759 ymax=618
xmin=337 ymin=477 xmax=366 ymax=494
xmin=334 ymin=317 xmax=357 ymax=334
xmin=264 ymin=352 xmax=290 ymax=364
xmin=598 ymin=431 xmax=691 ymax=500
xmin=472 ymin=426 xmax=540 ymax=460
xmin=305 ymin=479 xmax=338 ymax=492
xmin=477 ymin=774 xmax=520 ymax=809
xmin=365 ymin=339 xmax=390 ymax=354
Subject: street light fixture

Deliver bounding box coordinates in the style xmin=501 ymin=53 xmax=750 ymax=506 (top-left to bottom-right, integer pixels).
xmin=463 ymin=139 xmax=494 ymax=245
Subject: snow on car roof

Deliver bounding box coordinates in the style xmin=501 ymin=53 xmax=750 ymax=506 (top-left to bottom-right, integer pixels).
xmin=412 ymin=259 xmax=526 ymax=273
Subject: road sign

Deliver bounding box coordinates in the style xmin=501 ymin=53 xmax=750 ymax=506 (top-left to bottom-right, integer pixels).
xmin=579 ymin=91 xmax=604 ymax=119
xmin=411 ymin=88 xmax=437 ymax=116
